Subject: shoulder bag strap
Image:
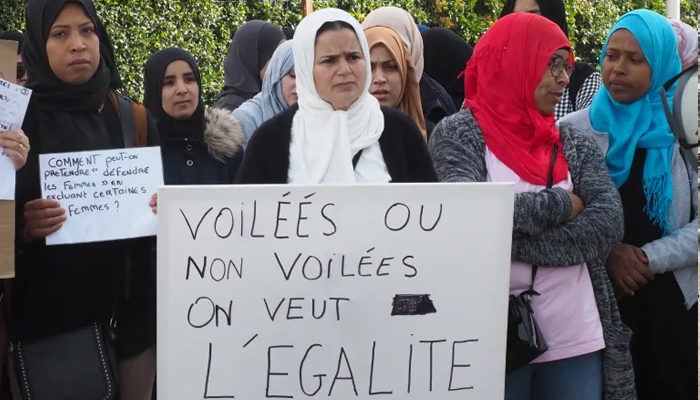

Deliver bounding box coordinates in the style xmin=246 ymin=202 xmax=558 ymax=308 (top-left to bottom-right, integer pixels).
xmin=131 ymin=103 xmax=148 ymax=147
xmin=117 ymin=96 xmax=136 ymax=148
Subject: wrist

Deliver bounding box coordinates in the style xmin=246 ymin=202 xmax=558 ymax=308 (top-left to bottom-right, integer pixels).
xmin=603 ymin=242 xmax=622 ymax=268
xmin=22 ymin=227 xmax=36 ymax=244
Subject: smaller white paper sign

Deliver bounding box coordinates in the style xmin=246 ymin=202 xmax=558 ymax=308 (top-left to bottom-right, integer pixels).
xmin=39 ymin=147 xmax=164 ymax=245
xmin=0 ymin=78 xmax=32 ymax=200
xmin=0 ymin=153 xmax=14 ymax=200
xmin=0 ymin=78 xmax=31 ymax=132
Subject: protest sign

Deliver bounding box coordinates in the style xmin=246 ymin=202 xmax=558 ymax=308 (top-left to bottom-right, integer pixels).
xmin=39 ymin=147 xmax=163 ymax=245
xmin=157 ymin=183 xmax=515 ymax=400
xmin=0 ymin=78 xmax=32 ymax=201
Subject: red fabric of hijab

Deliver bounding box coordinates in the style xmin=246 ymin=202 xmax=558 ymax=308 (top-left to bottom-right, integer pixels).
xmin=464 ymin=13 xmax=572 ymax=186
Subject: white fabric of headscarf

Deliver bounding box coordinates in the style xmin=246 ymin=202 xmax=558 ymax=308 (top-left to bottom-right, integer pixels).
xmin=289 ymin=8 xmax=388 ymax=184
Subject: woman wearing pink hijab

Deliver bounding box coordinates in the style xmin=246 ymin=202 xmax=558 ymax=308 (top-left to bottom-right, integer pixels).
xmin=668 ymin=19 xmax=698 ymax=68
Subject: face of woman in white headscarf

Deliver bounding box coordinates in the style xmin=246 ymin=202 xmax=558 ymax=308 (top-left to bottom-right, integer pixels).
xmin=280 ymin=68 xmax=297 ymax=106
xmin=312 ymin=24 xmax=367 ymax=111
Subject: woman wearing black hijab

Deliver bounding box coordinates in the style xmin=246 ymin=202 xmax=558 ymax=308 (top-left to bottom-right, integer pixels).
xmin=421 ymin=27 xmax=473 ymax=110
xmin=500 ymin=0 xmax=601 ymax=120
xmin=283 ymin=28 xmax=295 ymax=40
xmin=144 ymin=48 xmax=243 ymax=190
xmin=16 ymin=0 xmax=159 ymax=398
xmin=215 ymin=20 xmax=286 ymax=111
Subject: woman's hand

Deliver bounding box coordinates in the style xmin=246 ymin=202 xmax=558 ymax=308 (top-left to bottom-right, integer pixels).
xmin=606 ymin=244 xmax=654 ymax=298
xmin=0 ymin=130 xmax=30 ymax=170
xmin=23 ymin=199 xmax=66 ymax=243
xmin=149 ymin=193 xmax=158 ymax=214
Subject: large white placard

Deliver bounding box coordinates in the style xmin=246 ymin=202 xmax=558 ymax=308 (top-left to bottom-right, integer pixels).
xmin=0 ymin=78 xmax=32 ymax=200
xmin=158 ymin=183 xmax=514 ymax=400
xmin=39 ymin=147 xmax=163 ymax=245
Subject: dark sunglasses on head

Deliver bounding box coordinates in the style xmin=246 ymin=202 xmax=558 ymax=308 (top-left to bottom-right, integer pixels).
xmin=16 ymin=62 xmax=27 ymax=79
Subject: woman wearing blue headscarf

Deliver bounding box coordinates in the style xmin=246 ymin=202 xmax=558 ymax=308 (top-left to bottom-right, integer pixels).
xmin=559 ymin=10 xmax=697 ymax=398
xmin=232 ymin=40 xmax=296 ymax=146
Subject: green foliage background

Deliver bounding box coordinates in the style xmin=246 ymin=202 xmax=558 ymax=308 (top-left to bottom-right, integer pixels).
xmin=1 ymin=0 xmax=697 ymax=104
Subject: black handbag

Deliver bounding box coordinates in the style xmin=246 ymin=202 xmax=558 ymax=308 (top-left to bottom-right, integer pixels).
xmin=506 ymin=267 xmax=547 ymax=373
xmin=505 ymin=143 xmax=560 ymax=374
xmin=11 ymin=253 xmax=129 ymax=400
xmin=13 ymin=321 xmax=119 ymax=400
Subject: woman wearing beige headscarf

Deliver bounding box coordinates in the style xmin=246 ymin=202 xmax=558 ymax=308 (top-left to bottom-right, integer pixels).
xmin=362 ymin=6 xmax=456 ymax=133
xmin=365 ymin=26 xmax=427 ymax=139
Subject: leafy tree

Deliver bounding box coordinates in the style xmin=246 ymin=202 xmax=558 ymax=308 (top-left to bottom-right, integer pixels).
xmin=1 ymin=0 xmax=696 ymax=104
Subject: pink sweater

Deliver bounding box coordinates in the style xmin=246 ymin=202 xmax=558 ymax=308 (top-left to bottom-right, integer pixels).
xmin=486 ymin=148 xmax=605 ymax=363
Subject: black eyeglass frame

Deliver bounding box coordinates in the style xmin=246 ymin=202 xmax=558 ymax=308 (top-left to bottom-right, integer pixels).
xmin=548 ymin=54 xmax=574 ymax=78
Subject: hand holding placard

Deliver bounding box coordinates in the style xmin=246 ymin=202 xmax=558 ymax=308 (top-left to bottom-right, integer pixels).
xmin=22 ymin=199 xmax=66 ymax=243
xmin=0 ymin=130 xmax=30 ymax=170
xmin=39 ymin=147 xmax=163 ymax=245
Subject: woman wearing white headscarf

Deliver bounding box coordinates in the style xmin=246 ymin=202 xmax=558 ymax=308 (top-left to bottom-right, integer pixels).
xmin=233 ymin=40 xmax=296 ymax=146
xmin=235 ymin=8 xmax=436 ymax=184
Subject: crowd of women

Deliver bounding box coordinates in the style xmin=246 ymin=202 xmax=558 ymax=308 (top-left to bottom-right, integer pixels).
xmin=0 ymin=0 xmax=697 ymax=398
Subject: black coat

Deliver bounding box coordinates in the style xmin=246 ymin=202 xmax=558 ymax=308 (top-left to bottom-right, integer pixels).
xmin=14 ymin=94 xmax=159 ymax=358
xmin=420 ymin=73 xmax=457 ymax=137
xmin=235 ymin=105 xmax=438 ymax=184
xmin=161 ymin=108 xmax=244 ymax=185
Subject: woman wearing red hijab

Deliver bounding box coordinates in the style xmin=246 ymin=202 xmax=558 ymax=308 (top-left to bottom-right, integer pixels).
xmin=429 ymin=13 xmax=635 ymax=400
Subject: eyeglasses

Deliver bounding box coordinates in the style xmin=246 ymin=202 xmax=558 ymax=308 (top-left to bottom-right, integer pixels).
xmin=16 ymin=62 xmax=27 ymax=80
xmin=549 ymin=55 xmax=573 ymax=78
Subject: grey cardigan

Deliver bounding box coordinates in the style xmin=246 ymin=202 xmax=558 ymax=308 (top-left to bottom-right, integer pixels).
xmin=559 ymin=109 xmax=698 ymax=310
xmin=429 ymin=109 xmax=636 ymax=400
